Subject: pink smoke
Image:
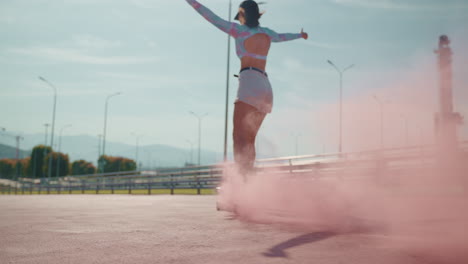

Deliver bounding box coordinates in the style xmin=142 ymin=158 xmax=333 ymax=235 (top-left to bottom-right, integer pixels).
xmin=218 ymin=37 xmax=468 ymax=263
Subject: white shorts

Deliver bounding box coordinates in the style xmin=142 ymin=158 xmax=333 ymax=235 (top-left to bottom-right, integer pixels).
xmin=236 ymin=69 xmax=273 ymax=114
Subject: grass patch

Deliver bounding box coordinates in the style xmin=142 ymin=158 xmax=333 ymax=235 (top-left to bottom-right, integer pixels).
xmin=112 ymin=189 xmax=132 ymax=195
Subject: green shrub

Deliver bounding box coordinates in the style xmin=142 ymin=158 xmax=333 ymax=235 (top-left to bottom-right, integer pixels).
xmin=98 ymin=155 xmax=136 ymax=173
xmin=71 ymin=160 xmax=96 ymax=175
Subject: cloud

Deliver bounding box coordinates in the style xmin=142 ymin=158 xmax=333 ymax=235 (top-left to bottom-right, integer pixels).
xmin=7 ymin=47 xmax=158 ymax=65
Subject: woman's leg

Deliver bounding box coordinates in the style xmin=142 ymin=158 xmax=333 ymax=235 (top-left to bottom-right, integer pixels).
xmin=233 ymin=102 xmax=266 ymax=175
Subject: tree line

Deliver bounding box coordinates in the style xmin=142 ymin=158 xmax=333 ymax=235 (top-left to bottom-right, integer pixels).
xmin=0 ymin=145 xmax=136 ymax=180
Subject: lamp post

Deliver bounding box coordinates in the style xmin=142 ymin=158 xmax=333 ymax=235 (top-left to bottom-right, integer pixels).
xmin=43 ymin=123 xmax=50 ymax=145
xmin=131 ymin=133 xmax=143 ymax=170
xmin=292 ymin=133 xmax=301 ymax=156
xmin=186 ymin=140 xmax=194 ymax=165
xmin=0 ymin=128 xmax=24 ymax=162
xmin=223 ymin=0 xmax=233 ymax=162
xmin=15 ymin=135 xmax=24 ymax=160
xmin=190 ymin=111 xmax=207 ymax=166
xmin=56 ymin=124 xmax=71 ymax=177
xmin=327 ymin=60 xmax=354 ymax=154
xmin=38 ymin=76 xmax=57 ymax=181
xmin=42 ymin=123 xmax=50 ymax=179
xmin=101 ymin=92 xmax=121 ymax=172
xmin=373 ymin=95 xmax=384 ymax=149
xmin=97 ymin=134 xmax=103 ymax=160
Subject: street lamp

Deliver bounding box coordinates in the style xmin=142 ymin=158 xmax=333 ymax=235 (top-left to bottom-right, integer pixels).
xmin=97 ymin=134 xmax=103 ymax=161
xmin=186 ymin=140 xmax=194 ymax=165
xmin=38 ymin=76 xmax=57 ymax=180
xmin=223 ymin=0 xmax=233 ymax=162
xmin=101 ymin=92 xmax=121 ymax=164
xmin=190 ymin=111 xmax=208 ymax=166
xmin=292 ymin=133 xmax=301 ymax=156
xmin=327 ymin=60 xmax=354 ymax=154
xmin=131 ymin=133 xmax=143 ymax=170
xmin=56 ymin=124 xmax=72 ymax=177
xmin=373 ymin=95 xmax=384 ymax=149
xmin=0 ymin=128 xmax=24 ymax=161
xmin=43 ymin=123 xmax=50 ymax=145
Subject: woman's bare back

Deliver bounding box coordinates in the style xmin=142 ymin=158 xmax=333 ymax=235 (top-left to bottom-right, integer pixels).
xmin=241 ymin=33 xmax=271 ymax=71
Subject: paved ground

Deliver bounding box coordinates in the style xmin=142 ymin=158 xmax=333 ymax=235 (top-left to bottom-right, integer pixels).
xmin=0 ymin=195 xmax=455 ymax=264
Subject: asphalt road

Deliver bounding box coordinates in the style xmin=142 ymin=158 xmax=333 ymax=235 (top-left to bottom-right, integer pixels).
xmin=0 ymin=195 xmax=455 ymax=264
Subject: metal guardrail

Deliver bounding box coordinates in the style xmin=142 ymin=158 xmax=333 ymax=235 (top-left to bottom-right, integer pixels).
xmin=1 ymin=141 xmax=467 ymax=195
xmin=0 ymin=165 xmax=224 ymax=195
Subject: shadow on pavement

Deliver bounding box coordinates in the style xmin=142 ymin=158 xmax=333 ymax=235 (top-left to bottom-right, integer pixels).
xmin=262 ymin=231 xmax=336 ymax=258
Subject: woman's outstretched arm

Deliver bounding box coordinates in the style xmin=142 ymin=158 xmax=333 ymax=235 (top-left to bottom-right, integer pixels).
xmin=185 ymin=0 xmax=238 ymax=37
xmin=267 ymin=28 xmax=308 ymax=42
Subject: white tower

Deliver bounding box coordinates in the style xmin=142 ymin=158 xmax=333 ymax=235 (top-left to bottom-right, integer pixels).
xmin=434 ymin=35 xmax=463 ymax=152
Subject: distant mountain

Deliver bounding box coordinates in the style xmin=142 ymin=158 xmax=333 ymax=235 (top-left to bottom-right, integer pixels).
xmin=0 ymin=144 xmax=30 ymax=160
xmin=0 ymin=134 xmax=222 ymax=168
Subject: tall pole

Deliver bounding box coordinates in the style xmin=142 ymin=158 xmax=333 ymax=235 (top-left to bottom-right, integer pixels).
xmin=198 ymin=116 xmax=201 ymax=166
xmin=43 ymin=123 xmax=50 ymax=145
xmin=1 ymin=130 xmax=23 ymax=160
xmin=434 ymin=35 xmax=462 ymax=151
xmin=373 ymin=95 xmax=384 ymax=149
xmin=101 ymin=92 xmax=121 ymax=172
xmin=223 ymin=0 xmax=232 ymax=162
xmin=14 ymin=136 xmax=23 ymax=160
xmin=97 ymin=134 xmax=102 ymax=160
xmin=39 ymin=76 xmax=57 ymax=181
xmin=327 ymin=61 xmax=354 ymax=154
xmin=15 ymin=135 xmax=23 ymax=185
xmin=42 ymin=123 xmax=50 ymax=179
xmin=131 ymin=133 xmax=143 ymax=170
xmin=190 ymin=111 xmax=207 ymax=166
xmin=186 ymin=140 xmax=194 ymax=165
xmin=136 ymin=137 xmax=139 ymax=169
xmin=56 ymin=124 xmax=71 ymax=177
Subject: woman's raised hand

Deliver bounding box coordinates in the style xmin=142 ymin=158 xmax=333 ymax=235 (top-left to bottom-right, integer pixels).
xmin=301 ymin=28 xmax=308 ymax=40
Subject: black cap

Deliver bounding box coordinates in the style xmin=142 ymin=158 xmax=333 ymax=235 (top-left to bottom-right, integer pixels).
xmin=234 ymin=0 xmax=260 ymax=21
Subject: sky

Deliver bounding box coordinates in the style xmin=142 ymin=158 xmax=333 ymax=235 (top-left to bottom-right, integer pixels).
xmin=1 ymin=0 xmax=467 ymax=163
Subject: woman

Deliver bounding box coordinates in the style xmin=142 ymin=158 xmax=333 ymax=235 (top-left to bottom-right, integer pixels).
xmin=185 ymin=0 xmax=308 ymax=175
